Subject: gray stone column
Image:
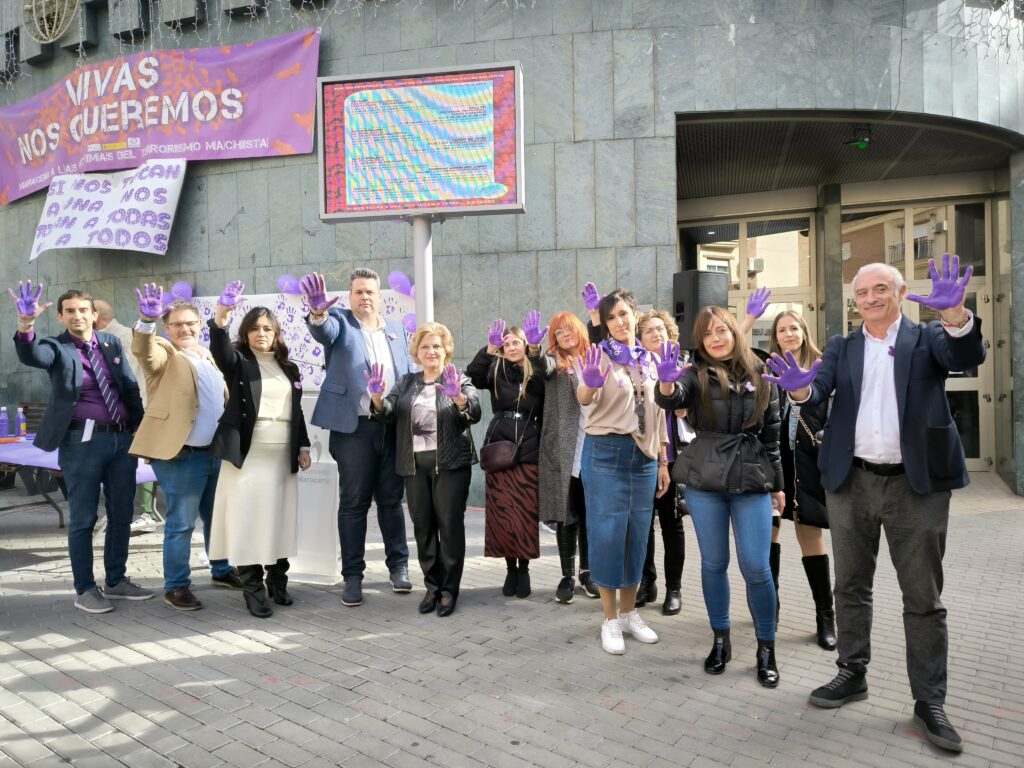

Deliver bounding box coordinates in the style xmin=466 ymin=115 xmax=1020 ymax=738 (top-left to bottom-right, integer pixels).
xmin=1009 ymin=153 xmax=1024 ymax=494
xmin=816 ymin=184 xmax=844 ymax=340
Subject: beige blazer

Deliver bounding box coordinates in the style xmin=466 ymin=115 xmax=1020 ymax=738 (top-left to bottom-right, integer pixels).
xmin=129 ymin=331 xmax=227 ymax=461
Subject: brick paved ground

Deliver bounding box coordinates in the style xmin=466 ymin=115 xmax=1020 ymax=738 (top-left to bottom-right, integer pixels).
xmin=1 ymin=474 xmax=1022 ymax=767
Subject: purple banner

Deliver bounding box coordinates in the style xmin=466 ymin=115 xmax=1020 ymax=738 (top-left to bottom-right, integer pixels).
xmin=0 ymin=28 xmax=320 ymax=204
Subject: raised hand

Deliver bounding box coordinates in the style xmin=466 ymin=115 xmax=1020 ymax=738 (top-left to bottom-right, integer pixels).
xmin=763 ymin=351 xmax=822 ymax=392
xmin=363 ymin=362 xmax=386 ymax=396
xmin=746 ymin=287 xmax=772 ymax=319
xmin=300 ymin=272 xmax=339 ymax=313
xmin=906 ymin=253 xmax=973 ymax=311
xmin=136 ymin=283 xmax=165 ymax=320
xmin=656 ymin=341 xmax=686 ymax=383
xmin=522 ymin=310 xmax=548 ymax=346
xmin=581 ymin=282 xmax=602 ymax=312
xmin=218 ymin=280 xmax=245 ymax=308
xmin=439 ymin=364 xmax=463 ymax=399
xmin=578 ymin=344 xmax=611 ymax=389
xmin=8 ymin=280 xmax=52 ymax=320
xmin=486 ymin=319 xmax=506 ymax=348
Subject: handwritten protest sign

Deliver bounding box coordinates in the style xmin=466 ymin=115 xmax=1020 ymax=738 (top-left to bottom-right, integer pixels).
xmin=192 ymin=289 xmax=416 ymax=390
xmin=30 ymin=159 xmax=186 ymax=260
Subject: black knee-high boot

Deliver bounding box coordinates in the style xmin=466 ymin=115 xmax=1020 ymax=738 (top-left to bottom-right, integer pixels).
xmin=555 ymin=523 xmax=577 ymax=604
xmin=802 ymin=554 xmax=836 ymax=650
xmin=239 ymin=564 xmax=272 ymax=618
xmin=769 ymin=542 xmax=781 ymax=628
xmin=502 ymin=557 xmax=518 ymax=597
xmin=265 ymin=558 xmax=293 ymax=606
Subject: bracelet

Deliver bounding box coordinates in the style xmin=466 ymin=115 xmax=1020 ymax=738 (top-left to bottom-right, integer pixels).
xmin=940 ymin=312 xmax=970 ymax=329
xmin=658 ymin=458 xmax=669 ymax=466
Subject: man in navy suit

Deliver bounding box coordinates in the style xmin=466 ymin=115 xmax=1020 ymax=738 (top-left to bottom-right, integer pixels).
xmin=303 ymin=269 xmax=414 ymax=607
xmin=766 ymin=255 xmax=983 ymax=753
xmin=12 ymin=283 xmax=150 ymax=614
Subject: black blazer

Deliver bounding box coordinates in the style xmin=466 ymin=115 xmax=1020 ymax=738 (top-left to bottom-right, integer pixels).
xmin=14 ymin=329 xmax=143 ymax=452
xmin=207 ymin=321 xmax=310 ymax=472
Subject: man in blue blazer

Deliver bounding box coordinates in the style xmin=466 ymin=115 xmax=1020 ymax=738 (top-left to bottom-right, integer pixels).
xmin=766 ymin=256 xmax=984 ymax=753
xmin=11 ymin=283 xmax=150 ymax=614
xmin=303 ymin=269 xmax=414 ymax=607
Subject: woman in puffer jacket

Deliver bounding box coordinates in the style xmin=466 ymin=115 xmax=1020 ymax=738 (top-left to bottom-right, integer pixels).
xmin=367 ymin=322 xmax=481 ymax=618
xmin=654 ymin=306 xmax=784 ymax=688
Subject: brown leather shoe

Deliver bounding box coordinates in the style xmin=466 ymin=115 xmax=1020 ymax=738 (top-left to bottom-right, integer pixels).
xmin=164 ymin=587 xmax=202 ymax=611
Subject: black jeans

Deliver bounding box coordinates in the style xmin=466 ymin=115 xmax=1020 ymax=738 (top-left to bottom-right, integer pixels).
xmin=404 ymin=451 xmax=471 ymax=598
xmin=642 ymin=479 xmax=685 ymax=591
xmin=827 ymin=466 xmax=951 ymax=703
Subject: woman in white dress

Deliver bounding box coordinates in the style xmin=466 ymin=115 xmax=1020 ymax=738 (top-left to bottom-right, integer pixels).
xmin=207 ymin=289 xmax=311 ymax=618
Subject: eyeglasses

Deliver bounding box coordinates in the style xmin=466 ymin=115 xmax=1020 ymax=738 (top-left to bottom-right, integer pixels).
xmin=166 ymin=320 xmax=200 ymax=330
xmin=553 ymin=328 xmax=575 ymax=338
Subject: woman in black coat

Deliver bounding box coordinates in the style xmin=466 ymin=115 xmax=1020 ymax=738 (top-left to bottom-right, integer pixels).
xmin=367 ymin=322 xmax=481 ymax=617
xmin=207 ymin=283 xmax=311 ymax=618
xmin=467 ymin=317 xmax=545 ymax=599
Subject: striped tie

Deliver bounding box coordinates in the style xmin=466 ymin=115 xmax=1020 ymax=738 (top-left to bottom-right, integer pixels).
xmin=86 ymin=341 xmax=122 ymax=424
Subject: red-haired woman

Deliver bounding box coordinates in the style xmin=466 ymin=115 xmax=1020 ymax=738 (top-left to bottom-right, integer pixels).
xmin=537 ymin=311 xmax=597 ymax=603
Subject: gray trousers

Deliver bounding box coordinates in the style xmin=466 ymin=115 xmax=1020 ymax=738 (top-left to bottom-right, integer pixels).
xmin=826 ymin=465 xmax=951 ymax=703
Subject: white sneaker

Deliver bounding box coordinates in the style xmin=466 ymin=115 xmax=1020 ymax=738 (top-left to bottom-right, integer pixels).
xmin=130 ymin=516 xmax=156 ymax=535
xmin=601 ymin=618 xmax=625 ymax=655
xmin=618 ymin=609 xmax=659 ymax=644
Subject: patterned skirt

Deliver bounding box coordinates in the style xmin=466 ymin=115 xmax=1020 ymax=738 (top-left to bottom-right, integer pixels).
xmin=484 ymin=462 xmax=540 ymax=559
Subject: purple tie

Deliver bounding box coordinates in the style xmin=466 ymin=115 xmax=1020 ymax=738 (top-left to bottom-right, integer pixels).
xmin=86 ymin=341 xmax=122 ymax=423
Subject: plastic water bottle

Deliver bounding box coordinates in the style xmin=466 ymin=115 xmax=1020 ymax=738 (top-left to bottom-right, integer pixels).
xmin=15 ymin=407 xmax=26 ymax=437
xmin=0 ymin=407 xmax=8 ymax=438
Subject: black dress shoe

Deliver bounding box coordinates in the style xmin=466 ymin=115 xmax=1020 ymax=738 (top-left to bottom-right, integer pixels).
xmin=243 ymin=589 xmax=273 ymax=618
xmin=437 ymin=591 xmax=457 ymax=617
xmin=756 ymin=640 xmax=780 ymax=688
xmin=662 ymin=589 xmax=681 ymax=616
xmin=808 ymin=667 xmax=868 ymax=708
xmin=704 ymin=630 xmax=731 ymax=675
xmin=418 ymin=593 xmax=438 ymax=614
xmin=211 ymin=569 xmax=246 ymax=590
xmin=913 ymin=701 xmax=963 ymax=753
xmin=816 ymin=608 xmax=837 ymax=650
xmin=266 ymin=580 xmax=293 ymax=606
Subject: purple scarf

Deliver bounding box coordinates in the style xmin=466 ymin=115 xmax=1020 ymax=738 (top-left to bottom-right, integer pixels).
xmin=599 ymin=338 xmax=651 ymax=371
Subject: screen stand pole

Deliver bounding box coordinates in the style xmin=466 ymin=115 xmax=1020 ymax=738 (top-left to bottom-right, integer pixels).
xmin=412 ymin=215 xmax=434 ymax=324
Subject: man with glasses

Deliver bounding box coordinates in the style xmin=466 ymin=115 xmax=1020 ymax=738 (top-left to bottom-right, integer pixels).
xmin=129 ymin=285 xmax=243 ymax=611
xmin=11 ymin=282 xmax=151 ymax=613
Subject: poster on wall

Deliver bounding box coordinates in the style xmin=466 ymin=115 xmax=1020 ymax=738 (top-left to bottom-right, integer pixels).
xmin=0 ymin=28 xmax=321 ymax=205
xmin=318 ymin=62 xmax=524 ymax=221
xmin=30 ymin=159 xmax=186 ymax=260
xmin=191 ymin=288 xmax=415 ymax=390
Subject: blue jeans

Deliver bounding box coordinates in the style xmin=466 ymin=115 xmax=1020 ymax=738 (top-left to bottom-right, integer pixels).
xmin=57 ymin=429 xmax=137 ymax=594
xmin=684 ymin=487 xmax=777 ymax=641
xmin=152 ymin=449 xmax=231 ymax=591
xmin=580 ymin=434 xmax=656 ymax=589
xmin=329 ymin=418 xmax=408 ymax=580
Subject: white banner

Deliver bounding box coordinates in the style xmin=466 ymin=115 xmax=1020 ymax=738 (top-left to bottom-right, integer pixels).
xmin=30 ymin=159 xmax=186 ymax=261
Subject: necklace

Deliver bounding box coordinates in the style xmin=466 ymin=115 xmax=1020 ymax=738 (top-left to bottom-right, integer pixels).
xmin=626 ymin=364 xmax=647 ymax=437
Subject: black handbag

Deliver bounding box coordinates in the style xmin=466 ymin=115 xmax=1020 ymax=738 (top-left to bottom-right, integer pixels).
xmin=479 ymin=405 xmax=532 ymax=473
xmin=793 ymin=412 xmax=829 ymax=529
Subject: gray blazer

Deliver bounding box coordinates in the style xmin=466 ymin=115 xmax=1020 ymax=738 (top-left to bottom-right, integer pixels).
xmin=537 ymin=354 xmax=583 ymax=524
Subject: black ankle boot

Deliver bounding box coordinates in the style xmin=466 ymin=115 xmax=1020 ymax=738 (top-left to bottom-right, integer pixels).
xmin=803 ymin=554 xmax=837 ymax=650
xmin=756 ymin=639 xmax=780 ymax=688
xmin=244 ymin=588 xmax=273 ymax=618
xmin=704 ymin=629 xmax=731 ymax=675
xmin=502 ymin=558 xmax=518 ymax=597
xmin=266 ymin=578 xmax=292 ymax=606
xmin=769 ymin=542 xmax=781 ymax=629
xmin=516 ymin=558 xmax=531 ymax=598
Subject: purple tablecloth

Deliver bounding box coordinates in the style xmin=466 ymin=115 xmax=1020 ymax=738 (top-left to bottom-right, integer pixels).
xmin=0 ymin=438 xmax=157 ymax=484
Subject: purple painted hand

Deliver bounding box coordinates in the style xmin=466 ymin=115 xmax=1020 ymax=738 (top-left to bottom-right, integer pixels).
xmin=299 ymin=272 xmax=340 ymax=313
xmin=7 ymin=280 xmax=52 ymax=319
xmin=522 ymin=311 xmax=548 ymax=346
xmin=746 ymin=287 xmax=772 ymax=319
xmin=487 ymin=319 xmax=506 ymax=348
xmin=440 ymin=364 xmax=462 ymax=399
xmin=763 ymin=351 xmax=822 ymax=391
xmin=656 ymin=341 xmax=686 ymax=383
xmin=363 ymin=362 xmax=386 ymax=396
xmin=581 ymin=282 xmax=602 ymax=312
xmin=578 ymin=345 xmax=611 ymax=389
xmin=218 ymin=280 xmax=245 ymax=308
xmin=136 ymin=283 xmax=165 ymax=320
xmin=906 ymin=253 xmax=973 ymax=311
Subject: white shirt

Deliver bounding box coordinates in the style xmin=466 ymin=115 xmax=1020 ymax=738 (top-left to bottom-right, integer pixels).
xmin=854 ymin=312 xmax=975 ymax=464
xmin=310 ymin=312 xmax=397 ymax=416
xmin=135 ymin=320 xmax=225 ymax=447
